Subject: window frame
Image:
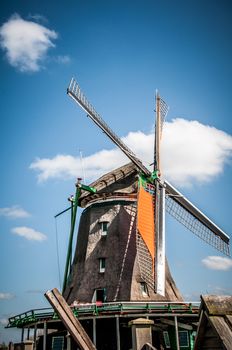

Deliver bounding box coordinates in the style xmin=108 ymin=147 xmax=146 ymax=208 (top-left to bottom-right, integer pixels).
xmin=51 ymin=336 xmax=64 ymax=350
xmin=99 ymin=257 xmax=106 ymax=273
xmin=140 ymin=282 xmax=149 ymax=297
xmin=100 ymin=221 xmax=108 ymax=236
xmin=163 ymin=331 xmax=171 ymax=348
xmin=179 ymin=330 xmax=189 ymax=348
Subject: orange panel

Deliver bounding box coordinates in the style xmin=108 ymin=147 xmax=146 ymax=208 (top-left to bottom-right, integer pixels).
xmin=137 ymin=185 xmax=155 ymax=261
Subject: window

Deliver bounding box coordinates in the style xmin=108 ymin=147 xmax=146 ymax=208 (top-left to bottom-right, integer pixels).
xmin=179 ymin=331 xmax=189 ymax=347
xmin=92 ymin=288 xmax=106 ymax=303
xmin=140 ymin=282 xmax=149 ymax=297
xmin=163 ymin=331 xmax=171 ymax=348
xmin=99 ymin=258 xmax=106 ymax=273
xmin=52 ymin=336 xmax=64 ymax=350
xmin=100 ymin=221 xmax=108 ymax=236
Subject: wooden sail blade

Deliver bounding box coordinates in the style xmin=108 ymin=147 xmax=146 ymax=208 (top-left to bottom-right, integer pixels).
xmin=165 ymin=180 xmax=230 ymax=256
xmin=137 ymin=185 xmax=155 ymax=260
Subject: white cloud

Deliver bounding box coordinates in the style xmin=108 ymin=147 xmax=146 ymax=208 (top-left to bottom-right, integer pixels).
xmin=11 ymin=226 xmax=47 ymax=241
xmin=27 ymin=14 xmax=48 ymax=24
xmin=0 ymin=205 xmax=30 ymax=219
xmin=202 ymin=256 xmax=232 ymax=271
xmin=30 ymin=119 xmax=232 ymax=187
xmin=0 ymin=13 xmax=57 ymax=72
xmin=26 ymin=289 xmax=44 ymax=294
xmin=55 ymin=55 xmax=70 ymax=64
xmin=162 ymin=118 xmax=232 ymax=186
xmin=30 ymin=149 xmax=128 ymax=183
xmin=0 ymin=293 xmax=14 ymax=300
xmin=0 ymin=318 xmax=8 ymax=326
xmin=206 ymin=285 xmax=232 ymax=295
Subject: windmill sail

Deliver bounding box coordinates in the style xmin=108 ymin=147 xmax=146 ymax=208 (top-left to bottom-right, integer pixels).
xmin=67 ymin=76 xmax=230 ymax=285
xmin=67 ymin=78 xmax=150 ymax=177
xmin=165 ymin=181 xmax=230 ymax=256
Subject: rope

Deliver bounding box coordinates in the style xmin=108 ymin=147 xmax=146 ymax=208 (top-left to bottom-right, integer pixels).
xmin=54 ymin=218 xmax=62 ymax=290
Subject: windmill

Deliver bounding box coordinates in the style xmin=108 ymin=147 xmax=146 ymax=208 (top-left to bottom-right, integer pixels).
xmin=64 ymin=77 xmax=230 ymax=302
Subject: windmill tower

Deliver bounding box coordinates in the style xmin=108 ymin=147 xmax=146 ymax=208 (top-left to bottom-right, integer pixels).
xmin=63 ymin=78 xmax=230 ymax=305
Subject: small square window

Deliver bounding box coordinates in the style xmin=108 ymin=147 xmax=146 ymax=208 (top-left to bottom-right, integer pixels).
xmin=93 ymin=288 xmax=106 ymax=303
xmin=100 ymin=221 xmax=108 ymax=236
xmin=52 ymin=336 xmax=64 ymax=350
xmin=179 ymin=331 xmax=189 ymax=347
xmin=99 ymin=258 xmax=106 ymax=273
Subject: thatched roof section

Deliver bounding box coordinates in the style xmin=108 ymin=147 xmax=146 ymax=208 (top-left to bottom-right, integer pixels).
xmin=79 ymin=162 xmax=138 ymax=207
xmin=194 ymin=295 xmax=232 ymax=350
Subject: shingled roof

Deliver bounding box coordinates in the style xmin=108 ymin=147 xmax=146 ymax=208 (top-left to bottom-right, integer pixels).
xmin=194 ymin=295 xmax=232 ymax=350
xmin=79 ymin=162 xmax=138 ymax=207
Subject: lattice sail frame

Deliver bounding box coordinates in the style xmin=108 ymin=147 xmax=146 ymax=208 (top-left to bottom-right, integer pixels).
xmin=166 ymin=194 xmax=230 ymax=256
xmin=136 ymin=233 xmax=154 ymax=289
xmin=159 ymin=96 xmax=169 ymax=132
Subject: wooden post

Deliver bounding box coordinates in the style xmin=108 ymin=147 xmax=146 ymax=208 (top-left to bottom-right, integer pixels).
xmin=129 ymin=318 xmax=154 ymax=350
xmin=33 ymin=324 xmax=37 ymax=350
xmin=45 ymin=288 xmax=96 ymax=350
xmin=174 ymin=316 xmax=180 ymax=350
xmin=27 ymin=327 xmax=30 ymax=340
xmin=67 ymin=332 xmax=71 ymax=350
xmin=116 ymin=316 xmax=120 ymax=350
xmin=43 ymin=322 xmax=47 ymax=350
xmin=92 ymin=318 xmax=96 ymax=346
xmin=21 ymin=327 xmax=24 ymax=342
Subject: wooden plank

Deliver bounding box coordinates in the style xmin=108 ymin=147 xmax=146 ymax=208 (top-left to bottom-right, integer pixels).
xmin=194 ymin=310 xmax=208 ymax=349
xmin=201 ymin=337 xmax=221 ymax=348
xmin=45 ymin=288 xmax=96 ymax=350
xmin=209 ymin=315 xmax=232 ymax=350
xmin=46 ymin=291 xmax=92 ymax=349
xmin=225 ymin=315 xmax=232 ymax=328
xmin=51 ymin=288 xmax=96 ymax=350
xmin=53 ymin=288 xmax=97 ymax=350
xmin=160 ymin=318 xmax=193 ymax=330
xmin=202 ymin=295 xmax=232 ymax=315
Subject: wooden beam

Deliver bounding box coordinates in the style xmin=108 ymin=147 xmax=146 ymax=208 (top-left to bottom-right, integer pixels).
xmin=21 ymin=327 xmax=24 ymax=342
xmin=45 ymin=288 xmax=96 ymax=350
xmin=116 ymin=316 xmax=120 ymax=350
xmin=43 ymin=322 xmax=47 ymax=350
xmin=92 ymin=318 xmax=96 ymax=346
xmin=202 ymin=295 xmax=232 ymax=315
xmin=161 ymin=318 xmax=193 ymax=330
xmin=174 ymin=316 xmax=180 ymax=350
xmin=33 ymin=324 xmax=37 ymax=350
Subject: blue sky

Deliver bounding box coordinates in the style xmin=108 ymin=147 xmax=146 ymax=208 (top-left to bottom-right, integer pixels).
xmin=1 ymin=0 xmax=232 ymax=343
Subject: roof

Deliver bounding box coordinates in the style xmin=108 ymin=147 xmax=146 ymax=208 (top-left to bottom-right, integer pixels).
xmin=79 ymin=162 xmax=138 ymax=207
xmin=194 ymin=295 xmax=232 ymax=350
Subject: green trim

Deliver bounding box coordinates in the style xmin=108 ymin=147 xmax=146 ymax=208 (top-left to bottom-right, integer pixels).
xmin=62 ymin=186 xmax=81 ymax=294
xmin=7 ymin=302 xmax=199 ymax=329
xmin=62 ymin=183 xmax=97 ymax=293
xmin=80 ymin=184 xmax=96 ymax=194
